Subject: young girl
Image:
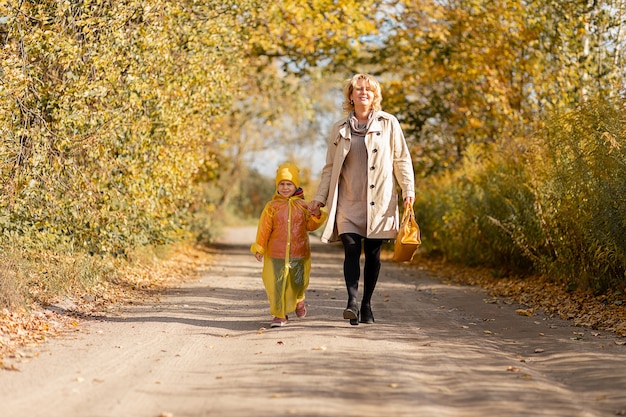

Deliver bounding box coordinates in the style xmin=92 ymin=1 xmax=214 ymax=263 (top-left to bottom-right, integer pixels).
xmin=251 ymin=163 xmax=327 ymax=328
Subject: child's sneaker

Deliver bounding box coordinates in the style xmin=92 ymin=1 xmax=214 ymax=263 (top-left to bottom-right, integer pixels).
xmin=295 ymin=301 xmax=307 ymax=318
xmin=270 ymin=316 xmax=288 ymax=328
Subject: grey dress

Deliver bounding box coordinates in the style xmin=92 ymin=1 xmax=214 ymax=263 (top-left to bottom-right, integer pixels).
xmin=336 ymin=112 xmax=376 ymax=237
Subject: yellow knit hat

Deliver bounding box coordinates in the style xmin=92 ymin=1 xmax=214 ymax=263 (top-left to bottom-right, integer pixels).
xmin=275 ymin=163 xmax=300 ymax=188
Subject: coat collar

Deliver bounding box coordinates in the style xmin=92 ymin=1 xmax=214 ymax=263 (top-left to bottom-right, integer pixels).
xmin=336 ymin=111 xmax=387 ymax=142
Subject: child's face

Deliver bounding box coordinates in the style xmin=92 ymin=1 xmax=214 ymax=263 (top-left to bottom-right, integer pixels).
xmin=277 ymin=180 xmax=296 ymax=197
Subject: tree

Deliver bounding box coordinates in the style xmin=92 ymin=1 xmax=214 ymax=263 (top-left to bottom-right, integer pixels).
xmin=0 ymin=0 xmax=247 ymax=253
xmin=0 ymin=0 xmax=384 ymax=254
xmin=370 ymin=0 xmax=626 ymax=176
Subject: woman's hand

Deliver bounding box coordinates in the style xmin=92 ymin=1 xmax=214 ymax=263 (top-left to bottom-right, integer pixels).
xmin=404 ymin=196 xmax=415 ymax=208
xmin=308 ymin=200 xmax=324 ymax=213
xmin=255 ymin=253 xmax=263 ymax=262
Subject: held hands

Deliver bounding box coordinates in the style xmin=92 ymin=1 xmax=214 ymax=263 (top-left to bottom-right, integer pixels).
xmin=308 ymin=200 xmax=324 ymax=216
xmin=255 ymin=253 xmax=263 ymax=262
xmin=404 ymin=196 xmax=415 ymax=208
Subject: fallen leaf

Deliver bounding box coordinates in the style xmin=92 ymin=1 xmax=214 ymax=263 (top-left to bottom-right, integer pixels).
xmin=2 ymin=363 xmax=20 ymax=371
xmin=418 ymin=257 xmax=626 ymax=339
xmin=534 ymin=348 xmax=545 ymax=353
xmin=507 ymin=366 xmax=521 ymax=372
xmin=516 ymin=309 xmax=533 ymax=317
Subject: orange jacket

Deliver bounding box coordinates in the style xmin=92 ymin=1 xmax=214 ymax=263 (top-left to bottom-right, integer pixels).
xmin=251 ymin=191 xmax=327 ymax=260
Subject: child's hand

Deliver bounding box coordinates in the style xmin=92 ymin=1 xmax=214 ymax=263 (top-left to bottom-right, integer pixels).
xmin=312 ymin=207 xmax=321 ymax=217
xmin=255 ymin=253 xmax=263 ymax=262
xmin=308 ymin=200 xmax=323 ymax=213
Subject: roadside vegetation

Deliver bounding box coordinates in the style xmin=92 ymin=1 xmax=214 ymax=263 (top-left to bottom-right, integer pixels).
xmin=416 ymin=97 xmax=626 ymax=294
xmin=1 ymin=0 xmax=625 ymax=364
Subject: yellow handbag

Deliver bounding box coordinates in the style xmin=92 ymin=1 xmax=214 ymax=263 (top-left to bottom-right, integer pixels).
xmin=392 ymin=205 xmax=421 ymax=262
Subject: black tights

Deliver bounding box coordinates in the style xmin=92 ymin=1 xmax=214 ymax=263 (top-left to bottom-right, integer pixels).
xmin=340 ymin=233 xmax=383 ymax=308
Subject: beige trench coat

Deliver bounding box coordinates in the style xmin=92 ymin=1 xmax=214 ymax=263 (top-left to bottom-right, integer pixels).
xmin=313 ymin=111 xmax=415 ymax=243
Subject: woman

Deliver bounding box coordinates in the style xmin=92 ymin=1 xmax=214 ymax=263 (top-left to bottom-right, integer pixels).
xmin=308 ymin=73 xmax=415 ymax=325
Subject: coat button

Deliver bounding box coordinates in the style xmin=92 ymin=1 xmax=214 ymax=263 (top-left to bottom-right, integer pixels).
xmin=370 ymin=166 xmax=375 ymax=170
xmin=369 ymin=184 xmax=375 ymax=189
xmin=370 ymin=201 xmax=375 ymax=206
xmin=373 ymin=149 xmax=378 ymax=152
xmin=377 ymin=132 xmax=381 ymax=135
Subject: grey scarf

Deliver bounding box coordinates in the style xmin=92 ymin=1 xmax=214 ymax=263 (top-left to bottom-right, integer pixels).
xmin=348 ymin=111 xmax=377 ymax=135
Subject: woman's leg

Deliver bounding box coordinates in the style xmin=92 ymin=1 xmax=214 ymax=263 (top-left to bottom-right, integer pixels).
xmin=361 ymin=238 xmax=383 ymax=323
xmin=340 ymin=233 xmax=362 ymax=323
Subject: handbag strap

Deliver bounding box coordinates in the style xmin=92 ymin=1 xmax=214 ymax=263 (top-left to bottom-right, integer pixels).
xmin=402 ymin=205 xmax=415 ymax=222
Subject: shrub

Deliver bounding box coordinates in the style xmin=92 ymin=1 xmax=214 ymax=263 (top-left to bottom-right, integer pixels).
xmin=530 ymin=97 xmax=626 ymax=292
xmin=416 ymin=96 xmax=626 ymax=293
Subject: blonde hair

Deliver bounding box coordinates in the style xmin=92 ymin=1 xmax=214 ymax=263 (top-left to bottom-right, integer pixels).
xmin=342 ymin=73 xmax=383 ymax=114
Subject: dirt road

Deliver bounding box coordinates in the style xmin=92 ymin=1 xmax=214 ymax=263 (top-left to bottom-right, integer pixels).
xmin=1 ymin=227 xmax=626 ymax=417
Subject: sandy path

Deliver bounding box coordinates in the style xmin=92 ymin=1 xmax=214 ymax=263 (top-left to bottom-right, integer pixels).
xmin=1 ymin=227 xmax=625 ymax=417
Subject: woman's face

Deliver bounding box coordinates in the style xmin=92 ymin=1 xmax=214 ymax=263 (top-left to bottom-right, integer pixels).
xmin=351 ymin=79 xmax=375 ymax=111
xmin=277 ymin=180 xmax=297 ymax=197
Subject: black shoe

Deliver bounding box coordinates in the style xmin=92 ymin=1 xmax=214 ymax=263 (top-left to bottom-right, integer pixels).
xmin=360 ymin=305 xmax=375 ymax=324
xmin=343 ymin=300 xmax=359 ymax=325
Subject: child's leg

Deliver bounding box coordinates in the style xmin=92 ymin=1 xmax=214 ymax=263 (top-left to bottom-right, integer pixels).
xmin=288 ymin=259 xmax=309 ymax=318
xmin=290 ymin=259 xmax=308 ymax=296
xmin=265 ymin=258 xmax=287 ymax=318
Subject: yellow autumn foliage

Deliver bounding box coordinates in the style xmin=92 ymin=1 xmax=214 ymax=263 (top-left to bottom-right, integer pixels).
xmin=0 ymin=0 xmax=379 ymax=307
